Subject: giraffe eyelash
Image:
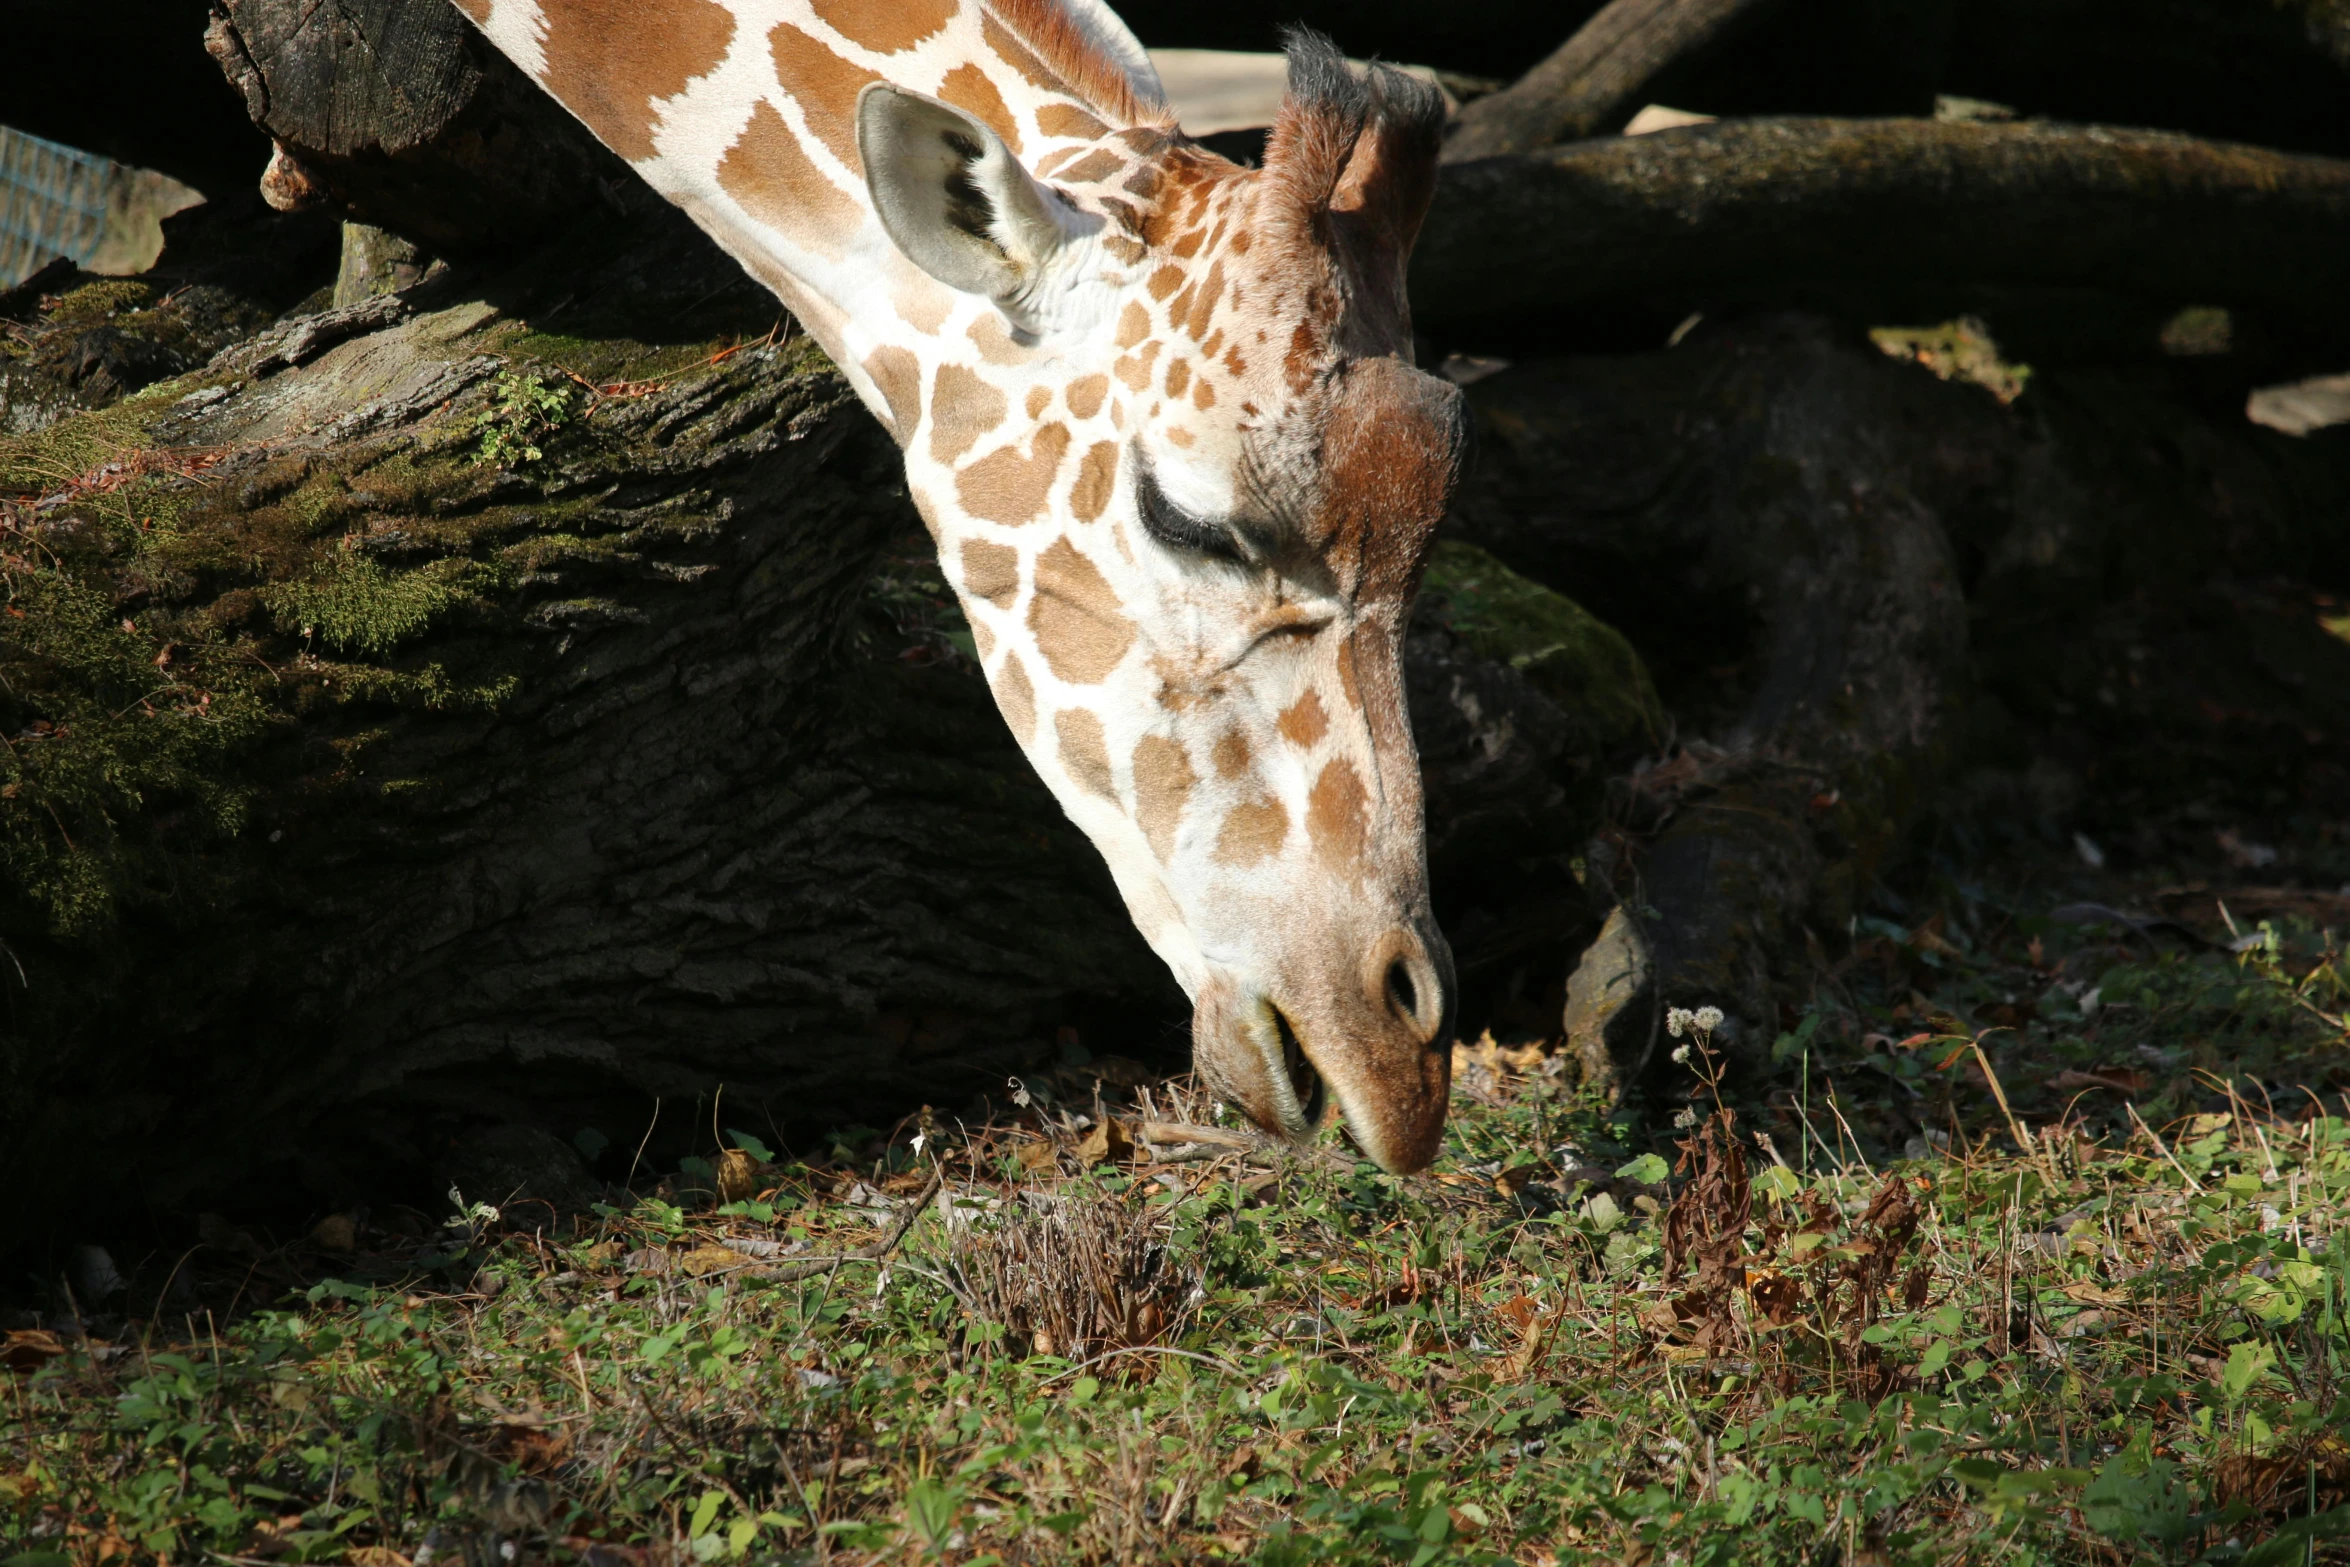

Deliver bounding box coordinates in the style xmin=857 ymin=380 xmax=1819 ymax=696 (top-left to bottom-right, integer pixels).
xmin=1133 ymin=451 xmax=1245 ymax=564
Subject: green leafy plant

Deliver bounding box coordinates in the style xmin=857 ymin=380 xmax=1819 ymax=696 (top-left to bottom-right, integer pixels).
xmin=471 ymin=368 xmax=573 ymax=467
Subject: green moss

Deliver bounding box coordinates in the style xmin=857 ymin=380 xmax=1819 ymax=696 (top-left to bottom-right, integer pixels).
xmin=261 ymin=551 xmax=472 ymax=656
xmin=1870 ymin=316 xmax=2032 ymax=404
xmin=1418 ymin=538 xmax=1667 ymax=753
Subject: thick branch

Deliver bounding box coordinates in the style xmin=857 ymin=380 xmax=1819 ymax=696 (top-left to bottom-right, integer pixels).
xmin=1442 ymin=0 xmax=1786 ymax=160
xmin=1415 ymin=117 xmax=2350 ymax=326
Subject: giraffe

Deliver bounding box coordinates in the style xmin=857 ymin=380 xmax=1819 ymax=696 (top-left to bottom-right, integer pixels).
xmin=448 ymin=0 xmax=1467 ymax=1173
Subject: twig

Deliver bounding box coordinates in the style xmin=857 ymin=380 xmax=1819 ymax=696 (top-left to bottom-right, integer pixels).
xmin=1037 ymin=1344 xmax=1250 ymax=1383
xmin=2126 ymin=1103 xmax=2206 ymax=1196
xmin=763 ymin=1171 xmax=943 ymax=1282
xmin=1968 ymin=1037 xmax=2035 ymax=1158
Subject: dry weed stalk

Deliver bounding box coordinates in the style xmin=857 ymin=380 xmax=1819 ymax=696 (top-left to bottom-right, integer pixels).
xmin=935 ymin=1189 xmax=1198 ymax=1372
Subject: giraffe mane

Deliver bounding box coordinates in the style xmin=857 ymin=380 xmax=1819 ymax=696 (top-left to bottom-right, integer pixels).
xmin=983 ymin=0 xmax=1174 ymax=133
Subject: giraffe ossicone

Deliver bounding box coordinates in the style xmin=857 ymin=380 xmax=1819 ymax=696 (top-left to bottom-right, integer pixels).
xmin=451 ymin=0 xmax=1467 ymax=1172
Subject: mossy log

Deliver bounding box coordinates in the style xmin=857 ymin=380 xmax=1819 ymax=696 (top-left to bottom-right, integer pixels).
xmin=1414 ymin=118 xmax=2350 ymax=344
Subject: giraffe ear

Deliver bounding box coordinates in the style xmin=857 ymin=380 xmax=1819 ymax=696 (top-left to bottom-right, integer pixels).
xmin=857 ymin=84 xmax=1076 ymax=319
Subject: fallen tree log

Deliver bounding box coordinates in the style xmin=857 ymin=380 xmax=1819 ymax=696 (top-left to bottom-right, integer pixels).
xmin=201 ymin=0 xmax=625 ymax=253
xmin=1440 ymin=0 xmax=1788 ymax=159
xmin=1415 ymin=118 xmax=2350 ymax=342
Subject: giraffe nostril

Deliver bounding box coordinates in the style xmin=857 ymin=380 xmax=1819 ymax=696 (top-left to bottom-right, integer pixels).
xmin=1386 ymin=957 xmax=1418 ymax=1023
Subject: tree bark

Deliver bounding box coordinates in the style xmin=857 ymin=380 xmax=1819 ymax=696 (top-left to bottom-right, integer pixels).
xmin=1416 ymin=118 xmax=2350 ymax=338
xmin=201 ymin=0 xmax=626 ymax=254
xmin=1441 ymin=0 xmax=1788 ymax=160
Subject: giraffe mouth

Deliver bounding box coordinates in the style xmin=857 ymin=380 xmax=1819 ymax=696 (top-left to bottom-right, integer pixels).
xmin=1269 ymin=1004 xmax=1328 ymax=1135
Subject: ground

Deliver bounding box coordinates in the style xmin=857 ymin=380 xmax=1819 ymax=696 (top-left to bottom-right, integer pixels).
xmin=3 ymin=822 xmax=2345 ymax=1566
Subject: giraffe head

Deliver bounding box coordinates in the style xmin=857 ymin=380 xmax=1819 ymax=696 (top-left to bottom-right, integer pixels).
xmin=854 ymin=27 xmax=1460 ymax=1172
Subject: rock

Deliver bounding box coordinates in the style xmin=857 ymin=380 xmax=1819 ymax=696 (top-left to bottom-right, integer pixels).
xmin=444 ymin=1126 xmax=598 ymax=1214
xmin=1560 ymin=905 xmax=1655 ymax=1098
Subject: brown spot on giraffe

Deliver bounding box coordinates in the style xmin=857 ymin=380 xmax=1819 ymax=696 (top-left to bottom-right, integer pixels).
xmin=968 ymin=313 xmax=1029 ymax=366
xmin=1129 ymin=733 xmax=1196 ymax=860
xmin=1114 ymin=302 xmax=1150 ymax=350
xmin=769 ymin=23 xmax=879 ymax=170
xmin=958 ymin=422 xmax=1070 ymax=525
xmin=1306 ymin=757 xmax=1370 ymax=871
xmin=1215 ymin=795 xmax=1289 ymax=867
xmin=938 ymin=62 xmax=1021 ymax=154
xmin=535 ymin=0 xmax=735 ymax=162
xmin=928 ymin=363 xmax=1006 ymax=465
xmin=1036 ymin=102 xmax=1109 ymax=140
xmin=991 ymin=649 xmax=1036 ymax=742
xmin=1336 ymin=635 xmax=1364 ymax=709
xmin=1146 ymin=266 xmax=1182 ymax=302
xmin=959 ymin=538 xmax=1020 ymax=608
xmin=1052 ymin=149 xmax=1124 ymax=185
xmin=1112 ymin=340 xmax=1160 ymax=391
xmin=716 ymin=100 xmax=858 ymax=255
xmin=970 ymin=617 xmax=995 ymax=659
xmin=862 ymin=345 xmax=921 ymax=445
xmin=451 ymin=0 xmax=488 ymax=18
xmin=1028 ymin=537 xmax=1134 ymax=683
xmin=1284 ymin=320 xmax=1320 ymax=395
xmin=1069 ymin=441 xmax=1117 ymax=522
xmin=1211 ymin=728 xmax=1250 ymax=777
xmin=1024 ymin=385 xmax=1052 ymax=420
xmin=1191 ymin=378 xmax=1216 ymax=410
xmin=1164 ymin=358 xmax=1190 ymax=397
xmin=980 ymin=12 xmax=1073 ymax=97
xmin=1186 ymin=260 xmax=1224 ymax=338
xmin=1277 ymin=690 xmax=1329 ymax=750
xmin=810 ymin=0 xmax=956 ymax=54
xmin=1065 ymin=373 xmax=1108 ymax=420
xmin=894 ymin=286 xmax=948 ymax=334
xmin=1102 ymin=234 xmax=1147 ymax=264
xmin=1056 ymin=707 xmax=1115 ymax=797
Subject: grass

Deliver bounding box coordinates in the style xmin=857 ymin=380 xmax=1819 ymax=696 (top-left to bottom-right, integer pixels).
xmin=4 ymin=895 xmax=2348 ymax=1566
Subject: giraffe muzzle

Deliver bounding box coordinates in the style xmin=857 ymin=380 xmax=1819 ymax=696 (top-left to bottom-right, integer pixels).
xmin=1194 ymin=925 xmax=1454 ymax=1174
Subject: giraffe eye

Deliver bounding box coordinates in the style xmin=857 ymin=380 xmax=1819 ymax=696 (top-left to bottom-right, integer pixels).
xmin=1134 ymin=452 xmax=1243 ymax=564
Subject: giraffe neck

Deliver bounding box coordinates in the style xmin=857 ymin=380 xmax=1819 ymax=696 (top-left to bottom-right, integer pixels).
xmin=454 ymin=0 xmax=1168 ymax=436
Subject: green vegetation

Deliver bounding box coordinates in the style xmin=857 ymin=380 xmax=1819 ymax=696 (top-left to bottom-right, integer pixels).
xmin=472 ymin=371 xmax=575 ymax=468
xmin=6 ymin=902 xmax=2345 ymax=1565
xmin=1417 ymin=539 xmax=1668 ymax=755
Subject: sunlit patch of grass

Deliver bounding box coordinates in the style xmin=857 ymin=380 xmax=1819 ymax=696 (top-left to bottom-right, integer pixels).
xmin=5 ymin=1015 xmax=2348 ymax=1565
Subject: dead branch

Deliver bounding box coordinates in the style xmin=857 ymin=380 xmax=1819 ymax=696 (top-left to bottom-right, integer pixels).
xmin=1442 ymin=0 xmax=1787 ymax=160
xmin=1415 ymin=116 xmax=2350 ymax=326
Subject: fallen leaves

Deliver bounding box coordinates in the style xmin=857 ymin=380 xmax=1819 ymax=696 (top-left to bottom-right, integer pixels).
xmin=2 ymin=1328 xmax=67 ymax=1372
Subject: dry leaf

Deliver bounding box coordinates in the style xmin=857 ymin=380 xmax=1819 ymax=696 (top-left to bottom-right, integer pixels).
xmin=1074 ymin=1116 xmax=1134 ymax=1165
xmin=349 ymin=1547 xmax=413 ymax=1567
xmin=675 ymin=1245 xmax=744 ymax=1278
xmin=1015 ymin=1140 xmax=1060 ymax=1176
xmin=715 ymin=1147 xmax=762 ymax=1204
xmin=2061 ymin=1279 xmax=2128 ymax=1305
xmin=1 ymin=1329 xmax=67 ymax=1373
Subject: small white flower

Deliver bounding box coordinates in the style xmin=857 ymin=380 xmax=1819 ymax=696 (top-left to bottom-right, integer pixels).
xmin=1007 ymin=1076 xmax=1032 ymax=1108
xmin=1694 ymin=1005 xmax=1724 ymax=1034
xmin=1670 ymin=1044 xmax=1692 ymax=1065
xmin=1673 ymin=1108 xmax=1700 ymax=1129
xmin=1666 ymin=1007 xmax=1693 ymax=1039
xmin=910 ymin=1131 xmax=927 ymax=1156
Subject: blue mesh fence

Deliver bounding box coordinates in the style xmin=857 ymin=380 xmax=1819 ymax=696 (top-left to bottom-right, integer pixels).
xmin=0 ymin=123 xmax=118 ymax=288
